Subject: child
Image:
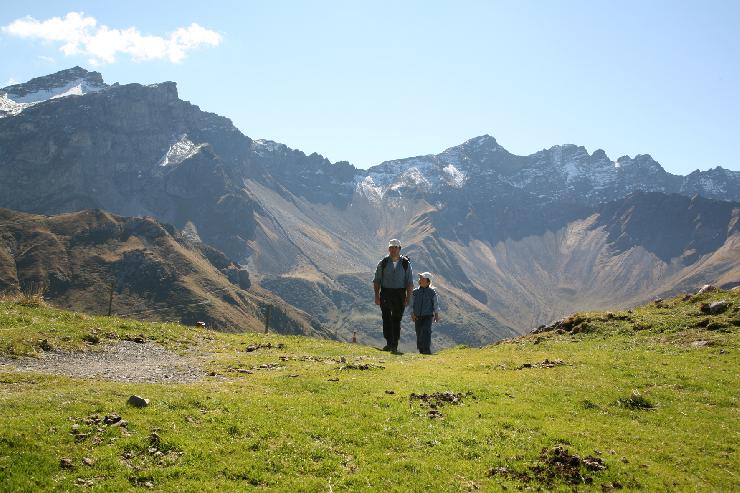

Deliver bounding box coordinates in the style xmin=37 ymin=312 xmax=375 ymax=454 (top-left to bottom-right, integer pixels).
xmin=411 ymin=272 xmax=439 ymax=354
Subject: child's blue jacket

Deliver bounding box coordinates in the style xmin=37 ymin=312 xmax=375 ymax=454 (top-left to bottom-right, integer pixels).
xmin=411 ymin=286 xmax=437 ymax=316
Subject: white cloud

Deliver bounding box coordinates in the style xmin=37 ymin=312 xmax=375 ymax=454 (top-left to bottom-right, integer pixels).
xmin=4 ymin=77 xmax=19 ymax=86
xmin=2 ymin=12 xmax=222 ymax=64
xmin=37 ymin=55 xmax=56 ymax=63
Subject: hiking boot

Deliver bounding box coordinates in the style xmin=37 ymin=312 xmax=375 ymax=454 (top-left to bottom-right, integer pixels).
xmin=381 ymin=345 xmax=392 ymax=351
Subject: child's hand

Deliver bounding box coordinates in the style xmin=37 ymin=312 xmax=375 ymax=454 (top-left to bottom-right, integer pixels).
xmin=411 ymin=313 xmax=417 ymax=321
xmin=433 ymin=313 xmax=439 ymax=322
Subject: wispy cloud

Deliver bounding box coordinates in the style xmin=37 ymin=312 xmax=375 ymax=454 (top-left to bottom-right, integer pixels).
xmin=4 ymin=77 xmax=19 ymax=86
xmin=37 ymin=55 xmax=56 ymax=63
xmin=1 ymin=12 xmax=222 ymax=64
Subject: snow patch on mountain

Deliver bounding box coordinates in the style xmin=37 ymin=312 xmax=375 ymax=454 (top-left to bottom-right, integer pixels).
xmin=691 ymin=175 xmax=727 ymax=194
xmin=358 ymin=154 xmax=471 ymax=199
xmin=0 ymin=94 xmax=25 ymax=118
xmin=356 ymin=176 xmax=384 ymax=202
xmin=252 ymin=139 xmax=288 ymax=156
xmin=0 ymin=78 xmax=106 ymax=118
xmin=442 ymin=163 xmax=466 ymax=187
xmin=6 ymin=78 xmax=105 ymax=104
xmin=563 ymin=160 xmax=581 ymax=181
xmin=159 ymin=135 xmax=205 ymax=166
xmin=390 ymin=167 xmax=431 ymax=192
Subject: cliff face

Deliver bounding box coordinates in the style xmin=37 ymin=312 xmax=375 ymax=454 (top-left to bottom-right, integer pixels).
xmin=0 ymin=76 xmax=257 ymax=260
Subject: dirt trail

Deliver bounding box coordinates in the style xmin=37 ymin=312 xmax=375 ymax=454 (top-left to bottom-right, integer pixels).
xmin=0 ymin=341 xmax=204 ymax=383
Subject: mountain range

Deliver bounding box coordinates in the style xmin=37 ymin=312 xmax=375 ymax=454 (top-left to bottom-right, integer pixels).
xmin=1 ymin=67 xmax=738 ymax=349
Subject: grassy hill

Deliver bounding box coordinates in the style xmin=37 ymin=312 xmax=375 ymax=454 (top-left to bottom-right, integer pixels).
xmin=0 ymin=208 xmax=327 ymax=338
xmin=0 ymin=289 xmax=738 ymax=491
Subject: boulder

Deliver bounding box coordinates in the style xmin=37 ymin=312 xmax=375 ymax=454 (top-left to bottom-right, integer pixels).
xmin=696 ymin=284 xmax=717 ymax=295
xmin=103 ymin=413 xmax=122 ymax=425
xmin=708 ymin=301 xmax=730 ymax=315
xmin=127 ymin=395 xmax=150 ymax=407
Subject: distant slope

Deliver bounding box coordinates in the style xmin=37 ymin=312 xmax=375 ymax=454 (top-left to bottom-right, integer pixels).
xmin=245 ymin=175 xmax=740 ymax=337
xmin=0 ymin=208 xmax=328 ymax=337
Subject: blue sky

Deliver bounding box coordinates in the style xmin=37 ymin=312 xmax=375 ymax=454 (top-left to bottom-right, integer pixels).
xmin=1 ymin=1 xmax=738 ymax=174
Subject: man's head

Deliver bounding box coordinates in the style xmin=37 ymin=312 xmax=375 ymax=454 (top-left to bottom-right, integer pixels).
xmin=387 ymin=238 xmax=401 ymax=258
xmin=418 ymin=272 xmax=432 ymax=287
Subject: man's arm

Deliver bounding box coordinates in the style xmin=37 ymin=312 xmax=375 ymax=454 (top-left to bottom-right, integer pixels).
xmin=373 ymin=260 xmax=382 ymax=305
xmin=404 ymin=263 xmax=413 ymax=306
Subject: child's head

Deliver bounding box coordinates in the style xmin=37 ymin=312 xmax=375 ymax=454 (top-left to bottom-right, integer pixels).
xmin=418 ymin=272 xmax=432 ymax=288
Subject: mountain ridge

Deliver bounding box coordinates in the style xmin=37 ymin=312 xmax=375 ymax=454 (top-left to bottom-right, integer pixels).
xmin=3 ymin=67 xmax=738 ymax=201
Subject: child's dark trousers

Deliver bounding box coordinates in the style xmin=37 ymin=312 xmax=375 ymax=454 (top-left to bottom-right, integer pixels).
xmin=415 ymin=315 xmax=433 ymax=354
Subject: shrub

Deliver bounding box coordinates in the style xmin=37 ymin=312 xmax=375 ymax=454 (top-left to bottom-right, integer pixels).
xmin=616 ymin=390 xmax=655 ymax=410
xmin=16 ymin=282 xmax=46 ymax=307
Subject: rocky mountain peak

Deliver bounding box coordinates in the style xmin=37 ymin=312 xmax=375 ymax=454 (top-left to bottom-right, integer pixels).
xmin=615 ymin=154 xmax=661 ymax=169
xmin=462 ymin=134 xmax=500 ymax=148
xmin=591 ymin=149 xmax=609 ymax=160
xmin=0 ymin=66 xmax=109 ymax=118
xmin=2 ymin=66 xmax=107 ymax=100
xmin=443 ymin=134 xmax=506 ymax=159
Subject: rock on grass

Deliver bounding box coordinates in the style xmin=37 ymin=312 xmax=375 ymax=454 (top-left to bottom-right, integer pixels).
xmin=127 ymin=395 xmax=149 ymax=407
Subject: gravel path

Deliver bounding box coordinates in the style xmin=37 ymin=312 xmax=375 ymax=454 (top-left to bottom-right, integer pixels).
xmin=0 ymin=341 xmax=204 ymax=383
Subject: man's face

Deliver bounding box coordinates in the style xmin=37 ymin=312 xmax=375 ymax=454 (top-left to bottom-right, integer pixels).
xmin=388 ymin=245 xmax=401 ymax=257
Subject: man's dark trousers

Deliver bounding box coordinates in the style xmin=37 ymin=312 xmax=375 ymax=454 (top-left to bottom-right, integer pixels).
xmin=380 ymin=288 xmax=405 ymax=349
xmin=415 ymin=316 xmax=433 ymax=354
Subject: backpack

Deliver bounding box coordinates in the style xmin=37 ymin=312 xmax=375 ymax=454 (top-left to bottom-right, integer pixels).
xmin=380 ymin=255 xmax=410 ymax=285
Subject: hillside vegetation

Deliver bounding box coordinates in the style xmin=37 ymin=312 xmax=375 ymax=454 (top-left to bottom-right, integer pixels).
xmin=0 ymin=289 xmax=738 ymax=491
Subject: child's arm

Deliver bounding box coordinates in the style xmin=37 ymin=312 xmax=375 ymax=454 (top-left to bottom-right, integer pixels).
xmin=433 ymin=290 xmax=439 ymax=322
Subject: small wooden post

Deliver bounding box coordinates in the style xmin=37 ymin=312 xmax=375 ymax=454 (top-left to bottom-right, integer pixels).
xmin=264 ymin=305 xmax=271 ymax=334
xmin=352 ymin=331 xmax=357 ymax=343
xmin=107 ymin=280 xmax=115 ymax=316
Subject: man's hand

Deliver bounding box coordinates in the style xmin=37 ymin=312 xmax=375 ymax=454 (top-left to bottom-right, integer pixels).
xmin=403 ymin=297 xmax=409 ymax=307
xmin=374 ymin=295 xmax=381 ymax=306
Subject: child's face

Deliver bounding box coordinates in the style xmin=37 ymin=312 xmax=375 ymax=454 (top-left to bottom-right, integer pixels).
xmin=419 ymin=277 xmax=430 ymax=288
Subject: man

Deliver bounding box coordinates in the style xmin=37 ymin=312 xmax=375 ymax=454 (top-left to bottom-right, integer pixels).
xmin=373 ymin=239 xmax=413 ymax=352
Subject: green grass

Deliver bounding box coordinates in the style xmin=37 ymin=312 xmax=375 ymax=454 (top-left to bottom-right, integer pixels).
xmin=0 ymin=290 xmax=738 ymax=491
